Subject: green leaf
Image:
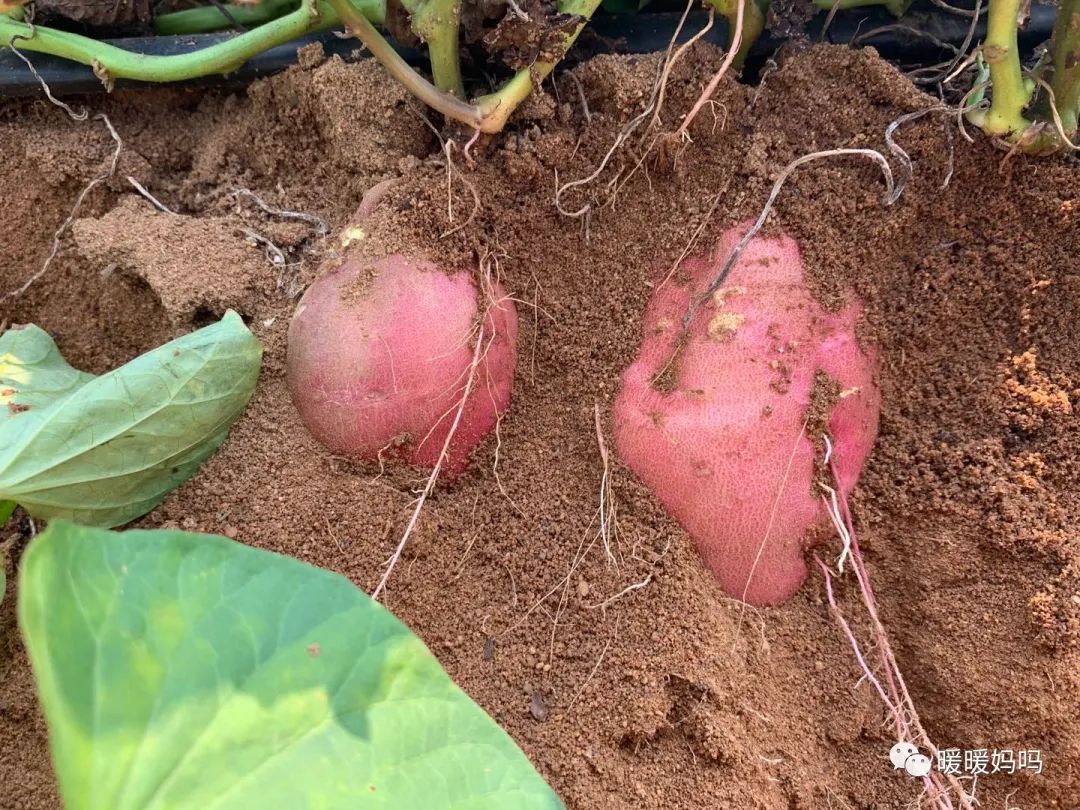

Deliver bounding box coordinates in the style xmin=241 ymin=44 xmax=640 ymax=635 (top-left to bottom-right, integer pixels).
xmin=0 ymin=324 xmax=96 ymax=426
xmin=0 ymin=500 xmax=13 ymax=603
xmin=19 ymin=521 xmax=564 ymax=810
xmin=0 ymin=312 xmax=261 ymax=527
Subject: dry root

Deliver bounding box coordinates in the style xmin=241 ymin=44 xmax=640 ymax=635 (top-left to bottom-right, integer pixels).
xmin=674 ymin=0 xmax=744 ymax=140
xmin=2 ymin=42 xmax=123 ymax=303
xmin=593 ymin=402 xmax=619 ymax=567
xmin=371 ymin=322 xmax=490 ymax=601
xmin=817 ymin=446 xmax=976 ymax=810
xmin=679 ymin=147 xmax=897 ymax=336
xmin=553 ymin=0 xmax=708 ymax=224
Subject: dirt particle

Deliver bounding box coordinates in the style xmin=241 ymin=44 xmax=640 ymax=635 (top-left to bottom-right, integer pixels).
xmin=707 ymin=310 xmax=744 ymax=341
xmin=529 ymin=689 xmax=549 ymax=722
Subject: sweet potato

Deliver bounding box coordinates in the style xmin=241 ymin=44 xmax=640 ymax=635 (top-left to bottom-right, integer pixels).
xmin=287 ymin=254 xmax=518 ymax=475
xmin=613 ymin=224 xmax=879 ymax=605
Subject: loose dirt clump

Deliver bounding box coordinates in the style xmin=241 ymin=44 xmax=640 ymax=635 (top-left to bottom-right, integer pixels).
xmin=1 ymin=43 xmax=1077 ymax=809
xmin=71 ymin=196 xmax=272 ymax=322
xmin=482 ymin=0 xmax=582 ymax=70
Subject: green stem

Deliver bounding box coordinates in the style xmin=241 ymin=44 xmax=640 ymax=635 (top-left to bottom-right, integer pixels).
xmin=0 ymin=0 xmax=387 ymax=84
xmin=814 ymin=0 xmax=913 ymax=18
xmin=154 ymin=0 xmax=304 ymax=35
xmin=474 ymin=0 xmax=603 ymax=132
xmin=329 ymin=0 xmax=484 ymax=126
xmin=705 ymin=0 xmax=767 ymax=68
xmin=739 ymin=0 xmax=767 ymax=67
xmin=982 ymin=0 xmax=1031 ymax=135
xmin=410 ymin=0 xmax=465 ymax=98
xmin=335 ymin=0 xmax=600 ymax=132
xmin=1045 ymin=0 xmax=1080 ymax=135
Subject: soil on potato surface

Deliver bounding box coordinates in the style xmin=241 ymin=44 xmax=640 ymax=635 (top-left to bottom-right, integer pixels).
xmin=1 ymin=42 xmax=1078 ymax=810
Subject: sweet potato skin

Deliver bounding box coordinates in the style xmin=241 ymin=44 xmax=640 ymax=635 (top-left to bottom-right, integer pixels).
xmin=287 ymin=255 xmax=518 ymax=475
xmin=613 ymin=225 xmax=879 ymax=605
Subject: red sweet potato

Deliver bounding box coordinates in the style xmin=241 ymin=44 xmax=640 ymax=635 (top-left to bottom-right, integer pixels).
xmin=613 ymin=224 xmax=879 ymax=605
xmin=287 ymin=254 xmax=518 ymax=475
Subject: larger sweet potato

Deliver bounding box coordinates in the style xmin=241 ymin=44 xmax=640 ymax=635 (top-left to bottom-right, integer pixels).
xmin=613 ymin=224 xmax=879 ymax=605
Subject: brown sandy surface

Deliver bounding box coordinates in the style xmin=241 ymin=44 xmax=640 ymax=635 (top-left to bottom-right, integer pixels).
xmin=1 ymin=43 xmax=1078 ymax=809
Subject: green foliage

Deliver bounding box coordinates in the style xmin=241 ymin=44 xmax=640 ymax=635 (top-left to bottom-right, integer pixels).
xmin=0 ymin=312 xmax=261 ymax=527
xmin=0 ymin=500 xmax=12 ymax=603
xmin=813 ymin=0 xmax=913 ymax=17
xmin=19 ymin=521 xmax=564 ymax=810
xmin=0 ymin=500 xmax=10 ymax=603
xmin=0 ymin=324 xmax=95 ymax=427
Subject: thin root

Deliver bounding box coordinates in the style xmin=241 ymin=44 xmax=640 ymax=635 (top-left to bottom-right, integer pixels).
xmin=675 ymin=0 xmax=744 ymax=139
xmin=553 ymin=0 xmax=703 ymax=221
xmin=593 ymin=402 xmax=619 ymax=566
xmin=884 ymin=105 xmax=954 ymax=198
xmin=652 ymin=1 xmax=714 ymax=131
xmin=587 ymin=538 xmax=671 ymax=610
xmin=930 ymin=0 xmax=986 ymax=17
xmin=1027 ymin=74 xmax=1080 ymax=151
xmin=128 ymin=177 xmax=179 ymax=215
xmin=816 ymin=446 xmax=976 ymax=810
xmin=567 ymin=72 xmax=592 ymax=123
xmin=2 ymin=45 xmax=122 ymax=303
xmin=371 ymin=323 xmax=488 ymax=601
xmin=462 ymin=127 xmax=482 ymax=167
xmin=658 ymin=183 xmax=727 ymax=290
xmin=415 ymin=111 xmax=483 ymax=237
xmin=679 ymin=148 xmax=896 ymax=334
xmin=232 ymin=188 xmax=330 ymax=234
xmin=732 ymin=417 xmax=808 ymax=647
xmin=564 ymin=613 xmax=619 ymax=711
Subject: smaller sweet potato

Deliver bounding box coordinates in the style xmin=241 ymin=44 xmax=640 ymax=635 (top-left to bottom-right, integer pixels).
xmin=287 ymin=255 xmax=518 ymax=475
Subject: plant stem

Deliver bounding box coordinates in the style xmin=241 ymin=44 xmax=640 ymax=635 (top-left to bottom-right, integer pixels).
xmin=410 ymin=0 xmax=465 ymax=98
xmin=329 ymin=0 xmax=485 ymax=126
xmin=335 ymin=0 xmax=600 ymax=131
xmin=703 ymin=0 xmax=765 ymax=68
xmin=153 ymin=0 xmax=310 ymax=35
xmin=739 ymin=0 xmax=766 ymax=67
xmin=982 ymin=0 xmax=1031 ymax=135
xmin=1045 ymin=0 xmax=1080 ymax=135
xmin=474 ymin=0 xmax=603 ymax=132
xmin=814 ymin=0 xmax=913 ymax=18
xmin=0 ymin=0 xmax=384 ymax=84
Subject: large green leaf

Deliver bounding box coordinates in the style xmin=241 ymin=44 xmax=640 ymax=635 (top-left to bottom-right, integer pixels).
xmin=19 ymin=522 xmax=563 ymax=810
xmin=0 ymin=312 xmax=261 ymax=527
xmin=0 ymin=324 xmax=96 ymax=427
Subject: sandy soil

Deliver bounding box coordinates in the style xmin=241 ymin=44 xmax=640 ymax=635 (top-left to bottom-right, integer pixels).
xmin=1 ymin=42 xmax=1078 ymax=809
